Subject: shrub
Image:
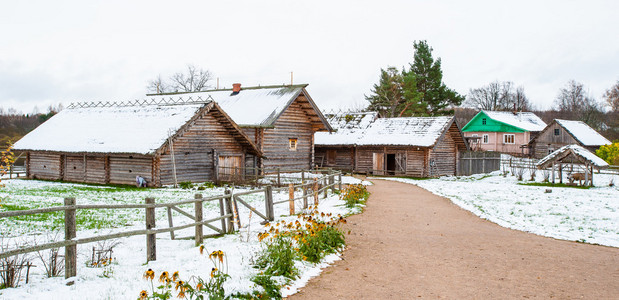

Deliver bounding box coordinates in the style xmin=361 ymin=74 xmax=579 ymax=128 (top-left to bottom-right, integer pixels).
xmin=596 ymin=142 xmax=619 ymax=165
xmin=340 ymin=184 xmax=369 ymax=207
xmin=178 ymin=181 xmax=194 ymax=189
xmin=255 ymin=235 xmax=298 ymax=279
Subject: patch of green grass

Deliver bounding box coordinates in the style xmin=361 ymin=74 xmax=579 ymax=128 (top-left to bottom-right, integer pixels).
xmin=518 ymin=182 xmax=591 ymax=189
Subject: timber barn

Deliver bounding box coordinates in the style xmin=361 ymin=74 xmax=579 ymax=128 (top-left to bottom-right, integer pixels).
xmin=315 ymin=114 xmax=468 ymax=177
xmin=151 ymin=84 xmax=332 ymax=172
xmin=13 ymin=100 xmax=261 ymax=187
xmin=528 ymin=119 xmax=611 ymax=158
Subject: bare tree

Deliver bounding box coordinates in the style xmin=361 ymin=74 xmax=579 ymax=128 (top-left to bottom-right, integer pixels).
xmin=604 ymin=80 xmax=619 ymax=112
xmin=465 ymin=81 xmax=531 ymax=111
xmin=147 ymin=65 xmax=213 ymax=94
xmin=553 ymin=80 xmax=604 ymax=128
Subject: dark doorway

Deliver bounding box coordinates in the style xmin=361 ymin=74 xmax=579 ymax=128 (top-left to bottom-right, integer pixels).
xmin=386 ymin=154 xmax=396 ymax=175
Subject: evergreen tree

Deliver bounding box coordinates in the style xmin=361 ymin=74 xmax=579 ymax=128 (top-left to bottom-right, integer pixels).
xmin=405 ymin=40 xmax=464 ymax=115
xmin=365 ymin=40 xmax=463 ymax=117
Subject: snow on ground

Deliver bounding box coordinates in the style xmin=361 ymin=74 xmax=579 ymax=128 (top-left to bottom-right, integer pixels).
xmin=382 ymin=171 xmax=619 ymax=248
xmin=0 ymin=178 xmax=360 ymax=299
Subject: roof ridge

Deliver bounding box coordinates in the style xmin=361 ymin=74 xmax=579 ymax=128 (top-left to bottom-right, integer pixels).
xmin=145 ymin=84 xmax=309 ymax=96
xmin=67 ymin=95 xmax=213 ymax=109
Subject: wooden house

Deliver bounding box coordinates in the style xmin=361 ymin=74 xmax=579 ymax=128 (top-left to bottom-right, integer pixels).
xmin=314 ymin=112 xmax=378 ymax=170
xmin=461 ymin=111 xmax=546 ymax=155
xmin=13 ymin=101 xmax=261 ymax=187
xmin=529 ymin=119 xmax=611 ymax=158
xmin=316 ymin=114 xmax=468 ymax=177
xmin=150 ymin=84 xmax=332 ymax=172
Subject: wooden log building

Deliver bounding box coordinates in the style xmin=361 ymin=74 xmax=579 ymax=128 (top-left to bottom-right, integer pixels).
xmin=150 ymin=84 xmax=332 ymax=172
xmin=528 ymin=119 xmax=611 ymax=159
xmin=13 ymin=101 xmax=261 ymax=187
xmin=315 ymin=113 xmax=468 ymax=177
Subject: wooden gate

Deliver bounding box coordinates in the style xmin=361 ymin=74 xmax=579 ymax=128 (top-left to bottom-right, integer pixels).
xmin=218 ymin=156 xmax=242 ymax=182
xmin=373 ymin=153 xmax=384 ymax=175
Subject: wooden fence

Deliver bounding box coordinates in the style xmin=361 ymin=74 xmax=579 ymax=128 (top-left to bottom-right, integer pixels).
xmin=457 ymin=151 xmax=502 ymax=176
xmin=0 ymin=170 xmax=342 ymax=285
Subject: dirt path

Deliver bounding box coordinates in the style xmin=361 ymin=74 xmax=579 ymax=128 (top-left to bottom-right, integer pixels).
xmin=291 ymin=179 xmax=619 ymax=299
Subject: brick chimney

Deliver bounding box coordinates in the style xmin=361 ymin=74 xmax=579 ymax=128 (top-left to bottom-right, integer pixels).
xmin=232 ymin=83 xmax=242 ymax=93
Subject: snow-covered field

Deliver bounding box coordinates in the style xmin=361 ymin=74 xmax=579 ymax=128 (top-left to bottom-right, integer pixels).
xmin=383 ymin=171 xmax=619 ymax=248
xmin=0 ymin=177 xmax=365 ymax=299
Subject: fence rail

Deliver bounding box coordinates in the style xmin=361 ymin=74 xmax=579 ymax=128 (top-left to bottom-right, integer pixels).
xmin=0 ymin=170 xmax=343 ymax=285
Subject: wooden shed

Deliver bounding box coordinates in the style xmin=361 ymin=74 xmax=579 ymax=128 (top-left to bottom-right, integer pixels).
xmin=13 ymin=100 xmax=261 ymax=187
xmin=529 ymin=119 xmax=611 ymax=159
xmin=149 ymin=84 xmax=332 ymax=172
xmin=536 ymin=144 xmax=609 ymax=186
xmin=316 ymin=114 xmax=468 ymax=177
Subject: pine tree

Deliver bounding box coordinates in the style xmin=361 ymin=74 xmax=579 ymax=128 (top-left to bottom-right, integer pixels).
xmin=405 ymin=40 xmax=464 ymax=115
xmin=365 ymin=40 xmax=463 ymax=117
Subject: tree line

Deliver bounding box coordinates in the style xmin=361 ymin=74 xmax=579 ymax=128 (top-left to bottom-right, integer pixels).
xmin=364 ymin=40 xmax=619 ymax=141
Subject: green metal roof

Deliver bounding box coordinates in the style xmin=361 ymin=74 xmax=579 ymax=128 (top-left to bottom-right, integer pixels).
xmin=461 ymin=111 xmax=526 ymax=133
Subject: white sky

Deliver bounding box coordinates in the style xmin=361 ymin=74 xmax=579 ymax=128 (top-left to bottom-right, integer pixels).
xmin=1 ymin=0 xmax=618 ymax=114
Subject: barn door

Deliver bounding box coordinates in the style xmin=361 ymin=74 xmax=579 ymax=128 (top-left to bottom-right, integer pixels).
xmin=372 ymin=153 xmax=384 ymax=175
xmin=395 ymin=152 xmax=406 ymax=174
xmin=218 ymin=156 xmax=242 ymax=182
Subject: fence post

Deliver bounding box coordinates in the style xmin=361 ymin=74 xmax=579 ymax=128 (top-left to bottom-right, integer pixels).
xmin=232 ymin=192 xmax=241 ymax=228
xmin=329 ymin=172 xmax=335 ymax=193
xmin=194 ymin=194 xmax=203 ymax=246
xmin=302 ymin=183 xmax=308 ymax=209
xmin=218 ymin=197 xmax=226 ymax=233
xmin=323 ymin=176 xmax=328 ymax=198
xmin=313 ymin=178 xmax=319 ymax=206
xmin=167 ymin=207 xmax=175 ymax=240
xmin=277 ymin=168 xmax=281 ymax=187
xmin=338 ymin=172 xmax=342 ymax=191
xmin=224 ymin=190 xmax=234 ymax=233
xmin=145 ymin=197 xmax=156 ymax=262
xmin=265 ymin=185 xmax=274 ymax=221
xmin=289 ymin=183 xmax=295 ymax=215
xmin=64 ymin=197 xmax=76 ymax=284
xmin=301 ymin=170 xmax=305 ymax=185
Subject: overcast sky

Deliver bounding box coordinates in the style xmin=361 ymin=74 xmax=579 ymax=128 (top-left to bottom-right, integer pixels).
xmin=1 ymin=0 xmax=618 ymax=114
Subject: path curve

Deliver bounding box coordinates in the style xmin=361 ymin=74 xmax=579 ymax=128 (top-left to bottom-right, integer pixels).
xmin=291 ymin=179 xmax=619 ymax=299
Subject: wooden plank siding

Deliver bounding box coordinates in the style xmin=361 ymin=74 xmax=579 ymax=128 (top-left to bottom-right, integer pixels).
xmin=531 ymin=122 xmax=581 ymax=158
xmin=159 ymin=109 xmax=247 ymax=185
xmin=258 ymin=98 xmax=314 ymax=171
xmin=29 ymin=152 xmax=62 ymax=180
xmin=109 ymin=155 xmax=152 ymax=185
xmin=429 ymin=128 xmax=458 ymax=176
xmin=314 ymin=146 xmax=355 ymax=170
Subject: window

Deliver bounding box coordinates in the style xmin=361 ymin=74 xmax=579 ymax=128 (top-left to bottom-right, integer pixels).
xmin=288 ymin=138 xmax=298 ymax=151
xmin=548 ymin=149 xmax=554 ymax=154
xmin=554 ymin=128 xmax=560 ymax=136
xmin=471 ymin=134 xmax=479 ymax=144
xmin=482 ymin=134 xmax=489 ymax=144
xmin=503 ymin=134 xmax=515 ymax=144
xmin=482 ymin=118 xmax=487 ymax=125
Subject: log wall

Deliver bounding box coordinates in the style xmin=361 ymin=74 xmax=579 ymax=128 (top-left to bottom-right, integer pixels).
xmin=259 ymin=98 xmax=314 ymax=170
xmin=159 ymin=110 xmax=246 ymax=185
xmin=531 ymin=122 xmax=586 ymax=158
xmin=29 ymin=152 xmax=62 ymax=180
xmin=314 ymin=146 xmax=355 ymax=170
xmin=429 ymin=130 xmax=457 ymax=176
xmin=109 ymin=155 xmax=152 ymax=185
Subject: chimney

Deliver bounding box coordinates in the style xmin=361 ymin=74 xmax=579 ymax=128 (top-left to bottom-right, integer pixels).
xmin=232 ymin=83 xmax=242 ymax=93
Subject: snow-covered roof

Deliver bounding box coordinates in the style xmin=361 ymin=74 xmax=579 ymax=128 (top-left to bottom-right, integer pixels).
xmin=484 ymin=111 xmax=547 ymax=131
xmin=358 ymin=116 xmax=454 ymax=147
xmin=555 ymin=119 xmax=611 ymax=146
xmin=316 ymin=114 xmax=457 ymax=147
xmin=315 ymin=112 xmax=378 ymax=146
xmin=14 ymin=104 xmax=205 ymax=155
xmin=146 ymin=85 xmax=330 ymax=129
xmin=536 ymin=144 xmax=609 ymax=169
